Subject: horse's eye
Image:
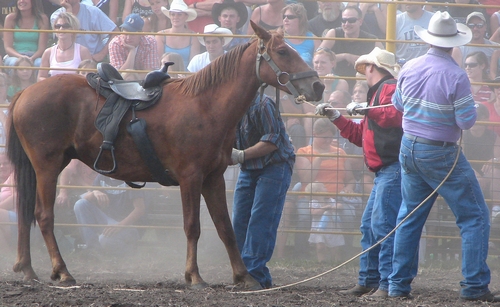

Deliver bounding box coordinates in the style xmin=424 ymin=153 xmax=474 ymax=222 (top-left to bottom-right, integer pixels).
xmin=277 ymin=49 xmax=287 ymax=56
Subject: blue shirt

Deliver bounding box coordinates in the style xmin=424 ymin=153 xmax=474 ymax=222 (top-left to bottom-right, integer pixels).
xmin=235 ymin=94 xmax=295 ymax=171
xmin=286 ymin=32 xmax=315 ymax=67
xmin=392 ymin=47 xmax=476 ymax=143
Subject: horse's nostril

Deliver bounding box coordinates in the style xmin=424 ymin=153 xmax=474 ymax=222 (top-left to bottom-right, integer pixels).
xmin=313 ymin=81 xmax=325 ymax=101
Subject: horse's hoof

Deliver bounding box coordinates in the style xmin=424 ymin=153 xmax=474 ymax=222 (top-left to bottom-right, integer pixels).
xmin=59 ymin=278 xmax=77 ymax=287
xmin=246 ymin=282 xmax=263 ymax=291
xmin=190 ymin=282 xmax=209 ymax=290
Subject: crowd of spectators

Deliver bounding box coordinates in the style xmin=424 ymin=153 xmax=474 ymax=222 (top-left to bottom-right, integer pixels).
xmin=0 ymin=0 xmax=499 ymax=262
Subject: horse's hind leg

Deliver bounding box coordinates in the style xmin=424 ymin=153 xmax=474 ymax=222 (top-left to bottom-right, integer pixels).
xmin=201 ymin=174 xmax=261 ymax=290
xmin=13 ymin=214 xmax=38 ymax=281
xmin=35 ymin=170 xmax=75 ymax=285
xmin=179 ymin=176 xmax=208 ymax=289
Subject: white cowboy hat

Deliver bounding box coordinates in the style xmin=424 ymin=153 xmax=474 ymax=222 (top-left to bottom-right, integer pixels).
xmin=198 ymin=24 xmax=233 ymax=47
xmin=161 ymin=0 xmax=197 ymax=22
xmin=414 ymin=11 xmax=472 ymax=48
xmin=355 ymin=47 xmax=400 ymax=78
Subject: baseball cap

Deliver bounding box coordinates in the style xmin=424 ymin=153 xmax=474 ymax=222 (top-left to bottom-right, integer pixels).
xmin=120 ymin=13 xmax=144 ymax=32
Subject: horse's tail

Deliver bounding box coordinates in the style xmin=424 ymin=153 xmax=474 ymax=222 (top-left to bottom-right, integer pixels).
xmin=7 ymin=90 xmax=37 ymax=226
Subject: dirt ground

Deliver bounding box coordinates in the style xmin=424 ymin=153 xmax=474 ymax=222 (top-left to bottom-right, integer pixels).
xmin=2 ymin=229 xmax=500 ymax=307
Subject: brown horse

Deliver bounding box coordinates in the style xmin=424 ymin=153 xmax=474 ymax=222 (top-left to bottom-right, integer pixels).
xmin=7 ymin=22 xmax=324 ymax=289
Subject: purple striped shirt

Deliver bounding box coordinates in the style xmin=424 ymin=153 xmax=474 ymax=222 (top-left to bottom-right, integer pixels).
xmin=392 ymin=47 xmax=476 ymax=142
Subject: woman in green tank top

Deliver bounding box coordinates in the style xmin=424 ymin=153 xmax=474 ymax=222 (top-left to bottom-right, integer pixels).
xmin=3 ymin=0 xmax=49 ymax=67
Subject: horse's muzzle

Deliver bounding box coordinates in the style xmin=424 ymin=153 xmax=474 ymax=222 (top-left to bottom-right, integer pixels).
xmin=312 ymin=81 xmax=325 ymax=102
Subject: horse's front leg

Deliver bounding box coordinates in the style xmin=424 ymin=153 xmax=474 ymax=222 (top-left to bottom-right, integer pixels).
xmin=13 ymin=214 xmax=38 ymax=282
xmin=202 ymin=174 xmax=262 ymax=290
xmin=180 ymin=177 xmax=207 ymax=289
xmin=36 ymin=175 xmax=76 ymax=285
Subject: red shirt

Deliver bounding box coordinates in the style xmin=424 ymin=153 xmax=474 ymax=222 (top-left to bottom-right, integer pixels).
xmin=184 ymin=0 xmax=213 ymax=33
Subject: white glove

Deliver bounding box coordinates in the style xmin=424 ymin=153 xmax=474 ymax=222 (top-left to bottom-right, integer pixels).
xmin=231 ymin=148 xmax=245 ymax=165
xmin=315 ymin=103 xmax=341 ymax=121
xmin=346 ymin=102 xmax=368 ymax=116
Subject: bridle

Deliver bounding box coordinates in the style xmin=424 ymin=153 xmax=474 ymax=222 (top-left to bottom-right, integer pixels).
xmin=255 ymin=39 xmax=318 ymax=114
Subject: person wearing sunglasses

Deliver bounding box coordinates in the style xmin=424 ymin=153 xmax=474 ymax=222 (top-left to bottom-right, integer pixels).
xmin=319 ymin=6 xmax=383 ymax=90
xmin=464 ymin=51 xmax=493 ymax=104
xmin=282 ymin=3 xmax=319 ymax=68
xmin=38 ymin=12 xmax=92 ymax=82
xmin=395 ymin=0 xmax=433 ymax=63
xmin=452 ymin=11 xmax=498 ymax=68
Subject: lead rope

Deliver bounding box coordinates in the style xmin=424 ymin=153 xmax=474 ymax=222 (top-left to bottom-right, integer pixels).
xmin=233 ymin=126 xmax=463 ymax=294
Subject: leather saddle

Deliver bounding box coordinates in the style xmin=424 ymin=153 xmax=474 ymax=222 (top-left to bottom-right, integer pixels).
xmin=86 ymin=63 xmax=179 ymax=187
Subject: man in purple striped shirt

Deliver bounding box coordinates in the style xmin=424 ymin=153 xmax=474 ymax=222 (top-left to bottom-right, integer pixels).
xmin=388 ymin=11 xmax=499 ymax=302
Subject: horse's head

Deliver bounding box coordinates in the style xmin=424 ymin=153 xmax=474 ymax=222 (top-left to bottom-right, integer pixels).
xmin=251 ymin=21 xmax=324 ymax=102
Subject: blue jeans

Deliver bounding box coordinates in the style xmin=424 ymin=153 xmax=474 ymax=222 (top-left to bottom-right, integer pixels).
xmin=74 ymin=199 xmax=140 ymax=254
xmin=358 ymin=162 xmax=402 ymax=291
xmin=232 ymin=162 xmax=292 ymax=288
xmin=388 ymin=137 xmax=491 ymax=299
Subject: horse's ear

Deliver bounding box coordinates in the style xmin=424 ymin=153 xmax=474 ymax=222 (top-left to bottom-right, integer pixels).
xmin=250 ymin=20 xmax=271 ymax=41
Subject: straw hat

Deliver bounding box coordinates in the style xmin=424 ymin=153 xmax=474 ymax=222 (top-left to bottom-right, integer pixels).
xmin=414 ymin=11 xmax=472 ymax=48
xmin=355 ymin=47 xmax=400 ymax=78
xmin=198 ymin=24 xmax=233 ymax=47
xmin=212 ymin=0 xmax=248 ymax=30
xmin=161 ymin=0 xmax=197 ymax=22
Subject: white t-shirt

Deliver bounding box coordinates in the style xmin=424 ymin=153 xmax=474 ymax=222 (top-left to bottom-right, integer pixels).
xmin=395 ymin=10 xmax=433 ymax=62
xmin=187 ymin=51 xmax=226 ymax=73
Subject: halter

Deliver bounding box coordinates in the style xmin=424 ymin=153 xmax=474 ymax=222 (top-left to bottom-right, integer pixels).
xmin=255 ymin=39 xmax=318 ymax=110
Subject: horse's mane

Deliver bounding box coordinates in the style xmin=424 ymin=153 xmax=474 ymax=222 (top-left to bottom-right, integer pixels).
xmin=178 ymin=32 xmax=283 ymax=96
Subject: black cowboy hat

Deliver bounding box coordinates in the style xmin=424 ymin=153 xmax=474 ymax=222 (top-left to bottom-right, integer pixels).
xmin=211 ymin=0 xmax=248 ymax=30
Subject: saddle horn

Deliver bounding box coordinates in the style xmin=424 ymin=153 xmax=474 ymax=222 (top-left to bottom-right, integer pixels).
xmin=143 ymin=62 xmax=175 ymax=89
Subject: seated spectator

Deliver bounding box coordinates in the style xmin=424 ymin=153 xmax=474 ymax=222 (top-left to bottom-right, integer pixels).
xmin=38 ymin=12 xmax=92 ymax=82
xmin=465 ymin=51 xmax=492 ymax=103
xmin=306 ymin=182 xmax=345 ymax=263
xmin=462 ymin=103 xmax=500 ymax=197
xmin=156 ymin=0 xmax=199 ymax=71
xmin=212 ymin=0 xmax=249 ymax=50
xmin=91 ymin=0 xmax=119 ymax=25
xmin=313 ymin=48 xmax=349 ymax=102
xmin=0 ymin=72 xmax=7 ymax=105
xmin=282 ymin=3 xmax=320 ymax=68
xmin=122 ymin=0 xmax=153 ymax=26
xmin=51 ymin=0 xmax=118 ymax=63
xmin=295 ymin=119 xmax=356 ymax=259
xmin=308 ymin=0 xmax=342 ymax=37
xmin=295 ymin=118 xmax=355 ymax=196
xmin=483 ymin=76 xmax=500 ymax=137
xmin=184 ymin=0 xmax=221 ymax=34
xmin=491 ymin=9 xmax=500 ymax=35
xmin=247 ymin=0 xmax=285 ymax=34
xmin=355 ymin=2 xmax=387 ymax=39
xmin=3 ymin=0 xmax=49 ymax=68
xmin=319 ymin=6 xmax=383 ymax=90
xmin=7 ymin=56 xmax=36 ymax=101
xmin=160 ymin=52 xmax=185 ymax=77
xmin=109 ymin=14 xmax=159 ymax=77
xmin=395 ymin=0 xmax=433 ymax=63
xmin=146 ymin=0 xmax=170 ymax=32
xmin=351 ymin=80 xmax=368 ymax=103
xmin=0 ymin=154 xmax=15 ymax=254
xmin=424 ymin=0 xmax=486 ymax=26
xmin=452 ymin=12 xmax=499 ymax=67
xmin=187 ymin=24 xmax=232 ymax=72
xmin=77 ymin=59 xmax=97 ymax=76
xmin=0 ymin=0 xmax=17 ymax=58
xmin=490 ymin=49 xmax=500 ymax=80
xmin=73 ymin=174 xmax=146 ymax=255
